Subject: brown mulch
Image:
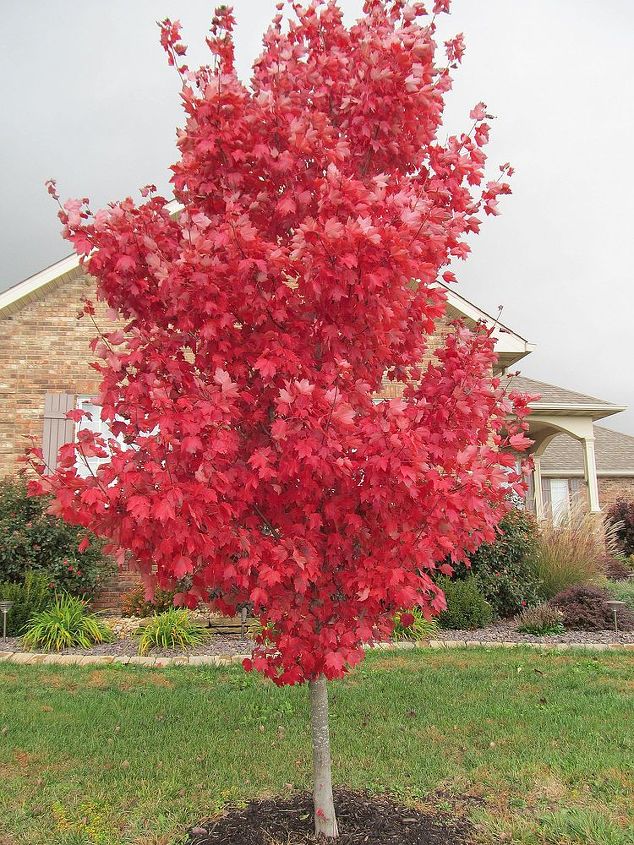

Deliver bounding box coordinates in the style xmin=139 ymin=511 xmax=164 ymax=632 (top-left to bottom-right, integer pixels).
xmin=184 ymin=789 xmax=475 ymax=845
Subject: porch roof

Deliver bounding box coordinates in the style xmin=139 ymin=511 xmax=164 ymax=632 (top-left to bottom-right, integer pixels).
xmin=541 ymin=425 xmax=634 ymax=477
xmin=503 ymin=375 xmax=626 ymax=421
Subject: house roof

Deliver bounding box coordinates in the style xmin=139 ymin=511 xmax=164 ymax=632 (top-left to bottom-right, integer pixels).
xmin=503 ymin=375 xmax=626 ymax=420
xmin=541 ymin=425 xmax=634 ymax=476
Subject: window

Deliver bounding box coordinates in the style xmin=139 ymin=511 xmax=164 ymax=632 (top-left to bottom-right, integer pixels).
xmin=74 ymin=398 xmax=111 ymax=477
xmin=549 ymin=478 xmax=571 ymax=526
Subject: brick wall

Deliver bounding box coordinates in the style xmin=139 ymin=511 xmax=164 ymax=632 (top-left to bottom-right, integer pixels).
xmin=0 ymin=269 xmax=125 ymax=477
xmin=598 ymin=477 xmax=634 ymax=510
xmin=378 ymin=314 xmax=453 ymax=399
xmin=0 ymin=271 xmax=139 ymax=608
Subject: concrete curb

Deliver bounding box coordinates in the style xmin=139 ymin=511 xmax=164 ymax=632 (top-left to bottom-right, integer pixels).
xmin=0 ymin=639 xmax=631 ymax=667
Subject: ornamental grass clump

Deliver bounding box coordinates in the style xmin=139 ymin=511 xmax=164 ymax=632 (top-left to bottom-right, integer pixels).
xmin=531 ymin=499 xmax=619 ymax=599
xmin=22 ymin=594 xmax=113 ymax=651
xmin=515 ymin=604 xmax=565 ymax=637
xmin=136 ymin=609 xmax=207 ymax=655
xmin=392 ymin=608 xmax=439 ymax=642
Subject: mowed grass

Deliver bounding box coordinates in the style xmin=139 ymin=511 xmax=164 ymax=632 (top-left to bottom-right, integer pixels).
xmin=0 ymin=648 xmax=632 ymax=845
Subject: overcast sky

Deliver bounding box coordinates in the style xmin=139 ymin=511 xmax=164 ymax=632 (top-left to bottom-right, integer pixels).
xmin=2 ymin=0 xmax=634 ymax=434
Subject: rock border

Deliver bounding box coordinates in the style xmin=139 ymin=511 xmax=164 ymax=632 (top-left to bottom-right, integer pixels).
xmin=0 ymin=638 xmax=631 ymax=667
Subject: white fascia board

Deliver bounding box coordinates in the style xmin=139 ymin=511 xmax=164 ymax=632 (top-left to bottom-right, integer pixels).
xmin=443 ymin=288 xmax=535 ymax=356
xmin=529 ymin=402 xmax=627 ymax=414
xmin=0 ymin=253 xmax=80 ymax=316
xmin=541 ymin=469 xmax=634 ymax=477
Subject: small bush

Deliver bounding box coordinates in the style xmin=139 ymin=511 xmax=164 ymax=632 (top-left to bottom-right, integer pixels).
xmin=550 ymin=585 xmax=634 ymax=631
xmin=136 ymin=609 xmax=206 ymax=655
xmin=531 ymin=500 xmax=615 ymax=599
xmin=0 ymin=477 xmax=113 ymax=598
xmin=605 ymin=579 xmax=634 ymax=611
xmin=392 ymin=608 xmax=439 ymax=641
xmin=121 ymin=585 xmax=176 ymax=617
xmin=437 ymin=577 xmax=493 ymax=630
xmin=22 ymin=594 xmax=114 ymax=651
xmin=516 ymin=604 xmax=565 ymax=636
xmin=0 ymin=572 xmax=54 ymax=636
xmin=605 ymin=498 xmax=634 ymax=557
xmin=602 ymin=555 xmax=633 ymax=581
xmin=460 ymin=509 xmax=541 ymax=618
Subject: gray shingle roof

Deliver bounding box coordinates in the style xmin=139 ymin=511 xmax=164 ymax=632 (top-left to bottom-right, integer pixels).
xmin=541 ymin=425 xmax=634 ymax=475
xmin=503 ymin=375 xmax=621 ymax=408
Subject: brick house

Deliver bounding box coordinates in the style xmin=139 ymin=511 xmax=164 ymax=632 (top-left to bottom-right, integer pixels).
xmin=1 ymin=244 xmax=633 ymax=597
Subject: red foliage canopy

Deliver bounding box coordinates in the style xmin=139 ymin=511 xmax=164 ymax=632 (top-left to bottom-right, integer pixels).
xmin=30 ymin=0 xmax=531 ymax=685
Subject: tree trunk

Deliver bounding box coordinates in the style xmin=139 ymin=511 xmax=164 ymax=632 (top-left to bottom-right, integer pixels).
xmin=309 ymin=675 xmax=339 ymax=838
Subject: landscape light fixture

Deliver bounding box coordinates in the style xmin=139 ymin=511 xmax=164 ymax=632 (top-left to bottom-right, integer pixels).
xmin=605 ymin=600 xmax=626 ymax=634
xmin=0 ymin=601 xmax=13 ymax=642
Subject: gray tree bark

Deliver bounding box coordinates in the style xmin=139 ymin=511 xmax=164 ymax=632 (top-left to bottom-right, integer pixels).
xmin=309 ymin=675 xmax=339 ymax=838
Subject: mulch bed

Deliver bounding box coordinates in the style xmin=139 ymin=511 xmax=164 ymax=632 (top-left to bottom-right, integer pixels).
xmin=184 ymin=789 xmax=475 ymax=845
xmin=0 ymin=634 xmax=251 ymax=656
xmin=435 ymin=621 xmax=634 ymax=644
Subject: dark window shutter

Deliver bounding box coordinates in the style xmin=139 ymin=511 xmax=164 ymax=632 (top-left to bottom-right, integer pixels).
xmin=43 ymin=393 xmax=76 ymax=474
xmin=525 ymin=471 xmax=535 ymax=512
xmin=569 ymin=476 xmax=586 ymax=506
xmin=541 ymin=478 xmax=552 ymax=518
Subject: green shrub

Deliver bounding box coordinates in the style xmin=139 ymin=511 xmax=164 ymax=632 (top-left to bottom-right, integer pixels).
xmin=459 ymin=509 xmax=541 ymax=618
xmin=530 ymin=500 xmax=614 ymax=599
xmin=515 ymin=603 xmax=565 ymax=636
xmin=22 ymin=594 xmax=113 ymax=651
xmin=437 ymin=577 xmax=493 ymax=630
xmin=605 ymin=579 xmax=634 ymax=610
xmin=0 ymin=571 xmax=54 ymax=636
xmin=120 ymin=584 xmax=176 ymax=617
xmin=0 ymin=477 xmax=113 ymax=599
xmin=392 ymin=608 xmax=439 ymax=642
xmin=136 ymin=609 xmax=206 ymax=655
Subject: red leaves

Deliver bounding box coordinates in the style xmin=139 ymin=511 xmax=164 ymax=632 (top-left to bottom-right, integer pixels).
xmin=28 ymin=0 xmax=530 ymax=689
xmin=127 ymin=496 xmax=151 ymax=521
xmin=399 ymin=612 xmax=415 ymax=628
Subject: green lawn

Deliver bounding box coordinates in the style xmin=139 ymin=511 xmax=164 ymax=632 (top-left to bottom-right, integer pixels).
xmin=0 ymin=648 xmax=632 ymax=845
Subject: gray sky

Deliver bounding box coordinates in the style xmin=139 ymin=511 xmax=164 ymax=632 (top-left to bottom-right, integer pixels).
xmin=2 ymin=0 xmax=634 ymax=434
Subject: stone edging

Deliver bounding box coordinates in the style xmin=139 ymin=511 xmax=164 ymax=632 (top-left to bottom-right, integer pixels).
xmin=0 ymin=639 xmax=631 ymax=667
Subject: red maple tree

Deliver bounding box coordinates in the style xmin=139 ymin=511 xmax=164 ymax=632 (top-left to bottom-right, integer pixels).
xmin=30 ymin=1 xmax=531 ymax=836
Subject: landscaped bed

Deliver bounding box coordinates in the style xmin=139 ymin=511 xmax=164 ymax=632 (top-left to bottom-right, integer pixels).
xmin=434 ymin=621 xmax=634 ymax=645
xmin=2 ymin=618 xmax=632 ymax=659
xmin=0 ymin=647 xmax=632 ymax=845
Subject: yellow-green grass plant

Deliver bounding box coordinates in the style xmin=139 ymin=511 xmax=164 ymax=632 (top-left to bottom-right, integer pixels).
xmin=136 ymin=608 xmax=207 ymax=655
xmin=22 ymin=594 xmax=113 ymax=652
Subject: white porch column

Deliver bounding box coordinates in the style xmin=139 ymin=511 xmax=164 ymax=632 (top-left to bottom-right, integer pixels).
xmin=582 ymin=436 xmax=601 ymax=512
xmin=533 ymin=455 xmax=545 ymax=520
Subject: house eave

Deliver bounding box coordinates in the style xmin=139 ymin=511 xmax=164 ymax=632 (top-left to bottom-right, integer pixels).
xmin=528 ymin=403 xmax=627 ymax=421
xmin=541 ymin=469 xmax=634 ymax=478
